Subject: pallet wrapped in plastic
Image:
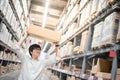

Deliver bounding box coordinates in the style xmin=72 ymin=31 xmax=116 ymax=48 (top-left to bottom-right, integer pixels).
xmin=101 ymin=12 xmax=120 ymax=46
xmin=92 ymin=22 xmax=104 ymax=48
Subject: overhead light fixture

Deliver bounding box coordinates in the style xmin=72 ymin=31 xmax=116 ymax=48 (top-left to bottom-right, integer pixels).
xmin=42 ymin=0 xmax=50 ymax=28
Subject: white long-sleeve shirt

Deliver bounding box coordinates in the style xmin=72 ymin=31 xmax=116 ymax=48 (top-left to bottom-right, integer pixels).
xmin=13 ymin=45 xmax=57 ymax=80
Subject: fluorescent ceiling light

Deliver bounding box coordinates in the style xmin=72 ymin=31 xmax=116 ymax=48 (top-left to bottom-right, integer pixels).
xmin=42 ymin=0 xmax=50 ymax=28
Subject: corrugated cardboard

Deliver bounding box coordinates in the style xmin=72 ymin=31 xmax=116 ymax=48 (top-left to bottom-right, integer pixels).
xmin=28 ymin=24 xmax=61 ymax=42
xmin=117 ymin=68 xmax=120 ymax=75
xmin=92 ymin=22 xmax=104 ymax=48
xmin=79 ymin=31 xmax=88 ymax=52
xmin=95 ymin=72 xmax=111 ymax=79
xmin=116 ymin=75 xmax=120 ymax=80
xmin=91 ymin=58 xmax=112 ymax=74
xmin=101 ymin=12 xmax=119 ymax=45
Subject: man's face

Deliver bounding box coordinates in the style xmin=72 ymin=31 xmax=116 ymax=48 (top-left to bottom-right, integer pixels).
xmin=32 ymin=48 xmax=41 ymax=59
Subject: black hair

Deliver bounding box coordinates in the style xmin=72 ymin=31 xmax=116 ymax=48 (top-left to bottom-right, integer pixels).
xmin=29 ymin=44 xmax=41 ymax=56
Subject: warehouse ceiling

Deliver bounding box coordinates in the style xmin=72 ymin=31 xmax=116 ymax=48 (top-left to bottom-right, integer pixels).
xmin=30 ymin=0 xmax=67 ymax=30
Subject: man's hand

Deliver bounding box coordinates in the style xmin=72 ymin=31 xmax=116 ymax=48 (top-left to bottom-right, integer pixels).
xmin=53 ymin=42 xmax=59 ymax=47
xmin=53 ymin=42 xmax=60 ymax=57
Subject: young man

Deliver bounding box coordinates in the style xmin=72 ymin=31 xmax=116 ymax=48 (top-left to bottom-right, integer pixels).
xmin=13 ymin=30 xmax=60 ymax=80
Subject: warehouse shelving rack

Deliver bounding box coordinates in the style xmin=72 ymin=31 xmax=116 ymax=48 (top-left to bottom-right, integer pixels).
xmin=49 ymin=0 xmax=120 ymax=80
xmin=0 ymin=0 xmax=29 ymax=76
xmin=0 ymin=11 xmax=19 ymax=41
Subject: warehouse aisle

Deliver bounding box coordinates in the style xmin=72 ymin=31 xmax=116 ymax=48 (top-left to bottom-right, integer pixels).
xmin=0 ymin=70 xmax=20 ymax=80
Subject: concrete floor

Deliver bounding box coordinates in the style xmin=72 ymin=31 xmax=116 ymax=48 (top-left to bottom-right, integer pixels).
xmin=0 ymin=70 xmax=20 ymax=80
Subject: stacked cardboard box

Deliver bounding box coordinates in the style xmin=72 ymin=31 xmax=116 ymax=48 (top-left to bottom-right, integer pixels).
xmin=80 ymin=0 xmax=89 ymax=9
xmin=1 ymin=66 xmax=7 ymax=74
xmin=22 ymin=0 xmax=28 ymax=18
xmin=92 ymin=22 xmax=104 ymax=48
xmin=117 ymin=16 xmax=120 ymax=41
xmin=5 ymin=4 xmax=13 ymax=24
xmin=0 ymin=23 xmax=13 ymax=46
xmin=79 ymin=31 xmax=88 ymax=53
xmin=91 ymin=58 xmax=112 ymax=74
xmin=0 ymin=0 xmax=8 ymax=16
xmin=107 ymin=0 xmax=117 ymax=6
xmin=91 ymin=58 xmax=112 ymax=79
xmin=10 ymin=13 xmax=16 ymax=29
xmin=91 ymin=0 xmax=99 ymax=15
xmin=14 ymin=0 xmax=23 ymax=19
xmin=98 ymin=0 xmax=107 ymax=12
xmin=116 ymin=68 xmax=120 ymax=80
xmin=101 ymin=12 xmax=120 ymax=45
xmin=80 ymin=2 xmax=92 ymax=28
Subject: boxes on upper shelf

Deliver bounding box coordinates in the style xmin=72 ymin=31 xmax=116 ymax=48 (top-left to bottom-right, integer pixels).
xmin=91 ymin=0 xmax=99 ymax=15
xmin=80 ymin=0 xmax=89 ymax=9
xmin=92 ymin=21 xmax=104 ymax=49
xmin=0 ymin=23 xmax=12 ymax=45
xmin=117 ymin=16 xmax=120 ymax=42
xmin=15 ymin=0 xmax=23 ymax=20
xmin=101 ymin=12 xmax=120 ymax=46
xmin=5 ymin=4 xmax=13 ymax=24
xmin=79 ymin=30 xmax=88 ymax=53
xmin=22 ymin=0 xmax=28 ymax=18
xmin=80 ymin=1 xmax=92 ymax=28
xmin=98 ymin=0 xmax=107 ymax=12
xmin=1 ymin=0 xmax=8 ymax=16
xmin=10 ymin=13 xmax=16 ymax=30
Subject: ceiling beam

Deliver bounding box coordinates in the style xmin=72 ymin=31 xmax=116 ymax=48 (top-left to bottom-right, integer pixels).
xmin=31 ymin=9 xmax=59 ymax=19
xmin=31 ymin=0 xmax=67 ymax=11
xmin=31 ymin=4 xmax=61 ymax=17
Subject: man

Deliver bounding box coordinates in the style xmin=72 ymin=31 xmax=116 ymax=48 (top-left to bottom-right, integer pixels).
xmin=13 ymin=30 xmax=60 ymax=80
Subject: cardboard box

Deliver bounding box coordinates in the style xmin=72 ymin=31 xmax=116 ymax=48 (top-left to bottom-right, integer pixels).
xmin=98 ymin=0 xmax=107 ymax=12
xmin=79 ymin=31 xmax=88 ymax=52
xmin=28 ymin=24 xmax=61 ymax=42
xmin=95 ymin=72 xmax=111 ymax=79
xmin=101 ymin=12 xmax=119 ymax=45
xmin=91 ymin=0 xmax=99 ymax=15
xmin=92 ymin=22 xmax=104 ymax=48
xmin=117 ymin=16 xmax=120 ymax=41
xmin=116 ymin=75 xmax=120 ymax=80
xmin=117 ymin=68 xmax=120 ymax=75
xmin=91 ymin=58 xmax=112 ymax=74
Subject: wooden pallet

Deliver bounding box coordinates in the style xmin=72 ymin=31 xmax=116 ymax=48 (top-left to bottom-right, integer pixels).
xmin=91 ymin=46 xmax=100 ymax=51
xmin=99 ymin=43 xmax=113 ymax=48
xmin=107 ymin=0 xmax=117 ymax=6
xmin=89 ymin=12 xmax=99 ymax=21
xmin=116 ymin=39 xmax=120 ymax=43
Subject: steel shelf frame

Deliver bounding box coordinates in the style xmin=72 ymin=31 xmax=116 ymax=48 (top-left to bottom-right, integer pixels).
xmin=50 ymin=0 xmax=120 ymax=80
xmin=9 ymin=0 xmax=23 ymax=31
xmin=60 ymin=0 xmax=120 ymax=47
xmin=0 ymin=40 xmax=21 ymax=63
xmin=0 ymin=11 xmax=19 ymax=41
